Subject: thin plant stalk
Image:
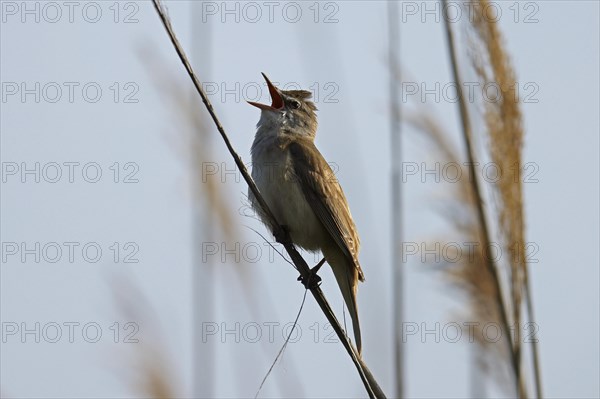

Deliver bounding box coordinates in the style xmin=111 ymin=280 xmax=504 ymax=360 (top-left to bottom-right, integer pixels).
xmin=525 ymin=267 xmax=542 ymax=398
xmin=388 ymin=1 xmax=404 ymax=398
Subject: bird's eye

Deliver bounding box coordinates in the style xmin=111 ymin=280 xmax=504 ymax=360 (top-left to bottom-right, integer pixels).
xmin=290 ymin=100 xmax=301 ymax=109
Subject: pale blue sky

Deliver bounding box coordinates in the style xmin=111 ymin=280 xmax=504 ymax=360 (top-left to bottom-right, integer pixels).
xmin=1 ymin=1 xmax=598 ymax=398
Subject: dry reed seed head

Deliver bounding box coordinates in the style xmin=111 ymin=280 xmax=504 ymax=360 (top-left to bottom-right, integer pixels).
xmin=467 ymin=3 xmax=530 ymax=396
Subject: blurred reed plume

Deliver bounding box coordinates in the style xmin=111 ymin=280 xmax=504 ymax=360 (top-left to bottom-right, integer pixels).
xmin=137 ymin=45 xmax=234 ymax=239
xmin=468 ymin=1 xmax=529 ymax=395
xmin=403 ymin=0 xmax=541 ymax=396
xmin=409 ymin=113 xmax=513 ymax=390
xmin=136 ymin=359 xmax=177 ymax=399
xmin=467 ymin=1 xmax=541 ymax=396
xmin=110 ymin=278 xmax=179 ymax=399
xmin=133 ymin=343 xmax=179 ymax=399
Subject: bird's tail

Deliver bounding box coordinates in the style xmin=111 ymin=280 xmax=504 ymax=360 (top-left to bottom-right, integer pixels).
xmin=331 ymin=262 xmax=362 ymax=355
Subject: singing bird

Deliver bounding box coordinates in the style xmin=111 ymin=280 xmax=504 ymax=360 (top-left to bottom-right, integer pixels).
xmin=248 ymin=73 xmax=365 ymax=354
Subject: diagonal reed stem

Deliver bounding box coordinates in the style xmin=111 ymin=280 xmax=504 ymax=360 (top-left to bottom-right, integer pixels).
xmin=441 ymin=2 xmax=522 ymax=396
xmin=524 ymin=267 xmax=543 ymax=398
xmin=151 ymin=1 xmax=386 ymax=398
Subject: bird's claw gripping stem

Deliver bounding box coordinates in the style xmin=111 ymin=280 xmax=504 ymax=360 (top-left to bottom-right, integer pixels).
xmin=298 ymin=258 xmax=326 ymax=289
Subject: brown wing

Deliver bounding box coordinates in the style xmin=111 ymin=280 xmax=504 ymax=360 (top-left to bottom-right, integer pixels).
xmin=288 ymin=139 xmax=365 ymax=281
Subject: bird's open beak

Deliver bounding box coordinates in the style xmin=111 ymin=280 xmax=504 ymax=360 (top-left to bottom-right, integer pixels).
xmin=247 ymin=73 xmax=284 ymax=112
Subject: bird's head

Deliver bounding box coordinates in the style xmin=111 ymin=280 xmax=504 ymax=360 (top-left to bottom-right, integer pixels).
xmin=248 ymin=73 xmax=318 ymax=138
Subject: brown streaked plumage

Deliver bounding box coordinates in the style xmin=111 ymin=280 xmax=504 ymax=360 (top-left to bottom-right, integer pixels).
xmin=248 ymin=73 xmax=364 ymax=354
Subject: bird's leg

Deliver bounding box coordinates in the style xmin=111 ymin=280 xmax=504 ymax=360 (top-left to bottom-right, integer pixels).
xmin=273 ymin=224 xmax=292 ymax=245
xmin=298 ymin=258 xmax=326 ymax=289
